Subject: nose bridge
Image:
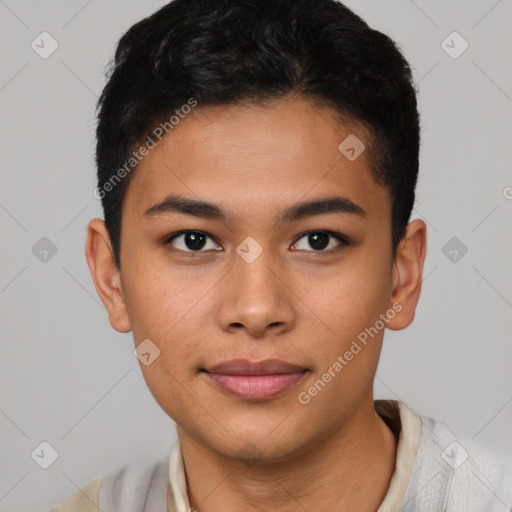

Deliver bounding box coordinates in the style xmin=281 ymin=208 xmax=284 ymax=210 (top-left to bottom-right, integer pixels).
xmin=216 ymin=239 xmax=294 ymax=336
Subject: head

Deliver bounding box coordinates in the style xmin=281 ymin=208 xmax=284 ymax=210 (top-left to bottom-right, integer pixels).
xmin=86 ymin=0 xmax=426 ymax=462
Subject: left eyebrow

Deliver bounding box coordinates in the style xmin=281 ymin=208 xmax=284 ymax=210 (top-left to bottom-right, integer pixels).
xmin=143 ymin=194 xmax=366 ymax=221
xmin=278 ymin=196 xmax=367 ymax=222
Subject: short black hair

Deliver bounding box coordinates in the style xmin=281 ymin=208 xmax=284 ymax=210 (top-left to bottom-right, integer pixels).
xmin=95 ymin=0 xmax=420 ymax=269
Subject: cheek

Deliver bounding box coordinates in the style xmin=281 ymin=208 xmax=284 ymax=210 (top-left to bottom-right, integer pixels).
xmin=301 ymin=255 xmax=391 ymax=386
xmin=306 ymin=256 xmax=390 ymax=336
xmin=127 ymin=273 xmax=206 ymax=417
xmin=137 ymin=354 xmax=202 ymax=430
xmin=122 ymin=258 xmax=218 ymax=380
xmin=122 ymin=252 xmax=200 ymax=338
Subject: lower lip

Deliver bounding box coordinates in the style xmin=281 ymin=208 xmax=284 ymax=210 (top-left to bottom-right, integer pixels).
xmin=204 ymin=372 xmax=307 ymax=401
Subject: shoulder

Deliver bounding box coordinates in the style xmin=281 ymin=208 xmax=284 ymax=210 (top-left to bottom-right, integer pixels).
xmin=401 ymin=407 xmax=512 ymax=511
xmin=99 ymin=456 xmax=169 ymax=509
xmin=46 ymin=477 xmax=102 ymax=512
xmin=46 ymin=457 xmax=169 ymax=512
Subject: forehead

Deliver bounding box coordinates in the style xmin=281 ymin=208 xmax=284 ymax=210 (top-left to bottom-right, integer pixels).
xmin=123 ymin=98 xmax=390 ymax=223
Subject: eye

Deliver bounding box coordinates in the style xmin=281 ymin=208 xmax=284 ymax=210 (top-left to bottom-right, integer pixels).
xmin=164 ymin=230 xmax=222 ymax=253
xmin=291 ymin=230 xmax=348 ymax=252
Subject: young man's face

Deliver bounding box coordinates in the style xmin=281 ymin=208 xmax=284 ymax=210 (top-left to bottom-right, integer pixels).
xmin=87 ymin=98 xmax=426 ymax=462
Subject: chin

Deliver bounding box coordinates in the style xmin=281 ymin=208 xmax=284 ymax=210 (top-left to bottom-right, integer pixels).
xmin=205 ymin=425 xmax=311 ymax=466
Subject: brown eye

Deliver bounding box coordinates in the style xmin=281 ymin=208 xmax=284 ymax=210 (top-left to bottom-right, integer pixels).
xmin=165 ymin=231 xmax=222 ymax=252
xmin=292 ymin=231 xmax=348 ymax=252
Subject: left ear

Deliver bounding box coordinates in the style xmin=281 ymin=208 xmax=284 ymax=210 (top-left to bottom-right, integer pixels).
xmin=386 ymin=219 xmax=427 ymax=331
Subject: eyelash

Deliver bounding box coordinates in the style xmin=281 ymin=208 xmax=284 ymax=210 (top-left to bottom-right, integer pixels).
xmin=163 ymin=230 xmax=349 ymax=254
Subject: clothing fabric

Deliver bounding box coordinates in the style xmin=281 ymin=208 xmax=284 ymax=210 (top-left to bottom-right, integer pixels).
xmin=46 ymin=399 xmax=512 ymax=511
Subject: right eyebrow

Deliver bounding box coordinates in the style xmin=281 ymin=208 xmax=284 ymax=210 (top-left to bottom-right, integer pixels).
xmin=144 ymin=194 xmax=227 ymax=220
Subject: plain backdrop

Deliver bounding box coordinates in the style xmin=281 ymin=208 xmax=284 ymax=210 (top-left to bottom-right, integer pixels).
xmin=0 ymin=0 xmax=511 ymax=510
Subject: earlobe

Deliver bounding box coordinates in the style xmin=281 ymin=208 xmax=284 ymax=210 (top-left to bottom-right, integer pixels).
xmin=85 ymin=218 xmax=131 ymax=333
xmin=386 ymin=219 xmax=427 ymax=331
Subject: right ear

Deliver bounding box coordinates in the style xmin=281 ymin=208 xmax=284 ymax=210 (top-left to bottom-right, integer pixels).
xmin=85 ymin=218 xmax=131 ymax=333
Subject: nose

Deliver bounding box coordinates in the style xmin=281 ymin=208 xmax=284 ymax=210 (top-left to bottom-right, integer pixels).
xmin=216 ymin=246 xmax=295 ymax=339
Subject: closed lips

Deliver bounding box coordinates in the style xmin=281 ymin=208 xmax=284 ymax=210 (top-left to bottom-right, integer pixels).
xmin=202 ymin=359 xmax=309 ymax=401
xmin=203 ymin=358 xmax=308 ymax=375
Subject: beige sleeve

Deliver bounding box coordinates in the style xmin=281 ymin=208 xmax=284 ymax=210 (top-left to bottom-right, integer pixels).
xmin=47 ymin=477 xmax=102 ymax=512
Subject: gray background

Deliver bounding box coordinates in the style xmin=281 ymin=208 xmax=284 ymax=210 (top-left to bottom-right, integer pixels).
xmin=0 ymin=0 xmax=511 ymax=510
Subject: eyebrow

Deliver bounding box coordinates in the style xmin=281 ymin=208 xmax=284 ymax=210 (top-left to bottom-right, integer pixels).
xmin=144 ymin=194 xmax=366 ymax=221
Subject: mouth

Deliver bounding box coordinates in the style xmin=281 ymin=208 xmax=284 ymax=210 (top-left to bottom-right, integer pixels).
xmin=201 ymin=359 xmax=309 ymax=401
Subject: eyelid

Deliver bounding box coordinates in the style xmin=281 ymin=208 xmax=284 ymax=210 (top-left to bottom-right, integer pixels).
xmin=164 ymin=229 xmax=208 ymax=244
xmin=291 ymin=230 xmax=349 ymax=252
xmin=164 ymin=229 xmax=349 ymax=255
xmin=164 ymin=230 xmax=222 ymax=252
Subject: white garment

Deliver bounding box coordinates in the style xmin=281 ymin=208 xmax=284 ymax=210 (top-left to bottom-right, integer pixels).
xmin=47 ymin=400 xmax=512 ymax=511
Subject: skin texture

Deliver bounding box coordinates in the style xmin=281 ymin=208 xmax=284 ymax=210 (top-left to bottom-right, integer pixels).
xmin=86 ymin=97 xmax=427 ymax=511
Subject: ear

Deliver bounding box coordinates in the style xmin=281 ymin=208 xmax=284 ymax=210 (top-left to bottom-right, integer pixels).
xmin=386 ymin=219 xmax=427 ymax=331
xmin=85 ymin=218 xmax=131 ymax=333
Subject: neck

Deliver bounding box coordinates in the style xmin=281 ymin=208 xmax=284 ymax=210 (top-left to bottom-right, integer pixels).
xmin=177 ymin=396 xmax=397 ymax=512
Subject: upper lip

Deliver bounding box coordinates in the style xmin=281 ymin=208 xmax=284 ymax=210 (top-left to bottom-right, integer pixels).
xmin=203 ymin=359 xmax=307 ymax=375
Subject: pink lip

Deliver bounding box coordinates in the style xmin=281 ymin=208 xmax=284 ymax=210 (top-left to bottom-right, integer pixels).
xmin=203 ymin=359 xmax=308 ymax=401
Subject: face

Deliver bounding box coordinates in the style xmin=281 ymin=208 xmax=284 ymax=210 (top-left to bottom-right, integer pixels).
xmin=88 ymin=97 xmax=423 ymax=463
